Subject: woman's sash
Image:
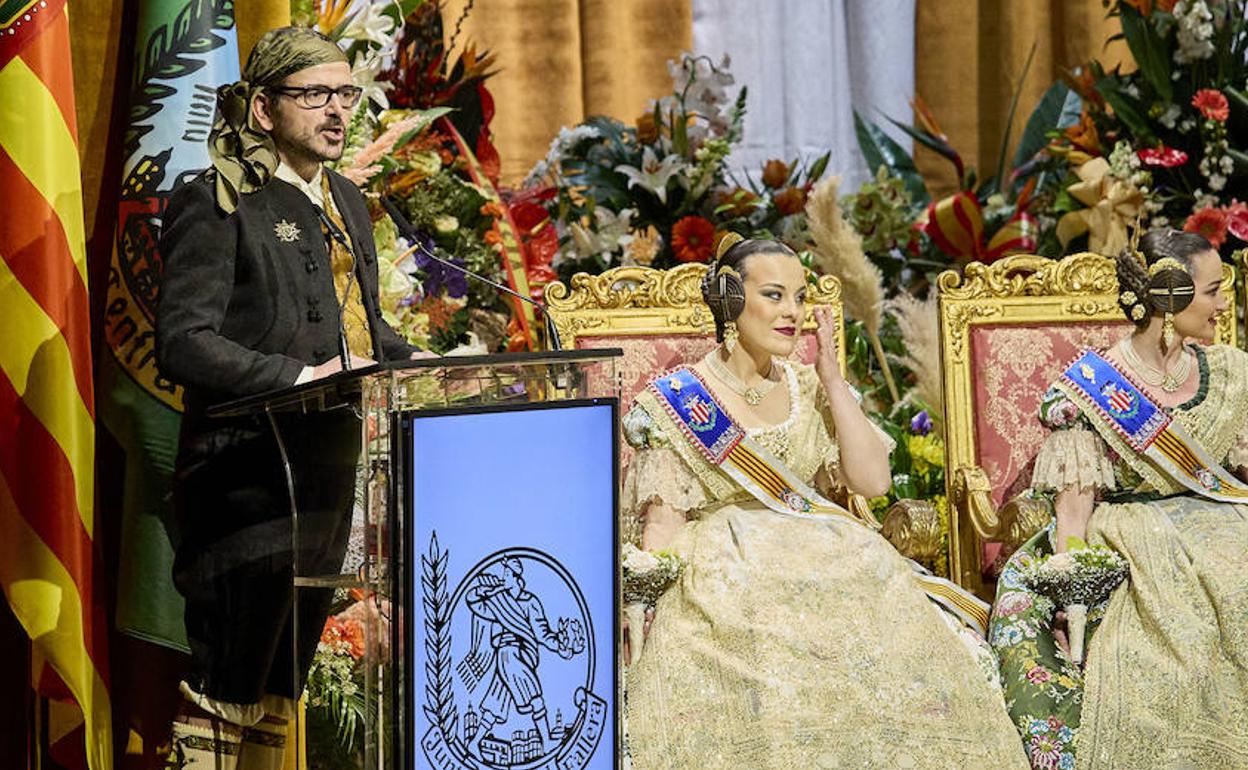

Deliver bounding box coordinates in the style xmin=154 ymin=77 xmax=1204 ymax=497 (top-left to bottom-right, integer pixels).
xmin=1058 ymin=349 xmax=1248 ymax=503
xmin=649 ymin=366 xmax=990 ymax=634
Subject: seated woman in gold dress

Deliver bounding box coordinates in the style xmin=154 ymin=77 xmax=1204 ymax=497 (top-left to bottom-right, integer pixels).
xmin=990 ymin=229 xmax=1248 ymax=770
xmin=622 ymin=236 xmax=1029 ymax=770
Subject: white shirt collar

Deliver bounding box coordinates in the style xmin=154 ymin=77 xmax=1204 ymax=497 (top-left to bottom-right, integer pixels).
xmin=275 ymin=162 xmax=326 ymax=209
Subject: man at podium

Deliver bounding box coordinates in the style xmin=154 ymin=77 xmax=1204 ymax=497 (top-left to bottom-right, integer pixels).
xmin=155 ymin=26 xmax=424 ymax=769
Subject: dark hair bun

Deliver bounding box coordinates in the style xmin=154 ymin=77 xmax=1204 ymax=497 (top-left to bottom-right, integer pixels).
xmin=1116 ymin=227 xmax=1207 ymax=326
xmin=1115 ymin=248 xmax=1151 ymax=327
xmin=1146 ymin=262 xmax=1196 ymax=315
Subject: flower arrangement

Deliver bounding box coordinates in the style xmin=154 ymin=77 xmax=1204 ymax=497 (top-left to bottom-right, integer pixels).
xmin=524 ymin=54 xmax=747 ymax=280
xmin=1021 ymin=538 xmax=1129 ymax=664
xmin=308 ymin=0 xmax=533 ymax=354
xmin=622 ymin=543 xmax=684 ymax=608
xmin=306 ymin=611 xmax=369 ymax=758
xmin=1043 ymin=1 xmax=1248 ymax=253
xmin=620 ymin=543 xmax=684 ymax=666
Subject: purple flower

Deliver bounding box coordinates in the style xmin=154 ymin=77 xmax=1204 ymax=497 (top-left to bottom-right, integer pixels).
xmin=411 ymin=230 xmax=469 ymax=299
xmin=910 ymin=410 xmax=932 ymax=436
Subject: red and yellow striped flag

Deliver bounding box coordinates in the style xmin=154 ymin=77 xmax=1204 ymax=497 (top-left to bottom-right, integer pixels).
xmin=0 ymin=2 xmax=113 ymax=769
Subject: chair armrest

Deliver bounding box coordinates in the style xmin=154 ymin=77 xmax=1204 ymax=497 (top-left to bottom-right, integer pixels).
xmin=880 ymin=499 xmax=942 ymax=573
xmin=998 ymin=494 xmax=1053 ymax=551
xmin=952 ymin=465 xmax=1001 ymax=539
xmin=951 ymin=464 xmax=1052 ymax=548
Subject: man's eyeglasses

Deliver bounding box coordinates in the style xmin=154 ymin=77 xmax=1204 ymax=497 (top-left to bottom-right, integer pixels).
xmin=268 ymin=85 xmax=363 ymax=109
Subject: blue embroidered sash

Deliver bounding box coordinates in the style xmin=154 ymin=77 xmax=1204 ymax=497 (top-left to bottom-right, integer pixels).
xmin=649 ymin=366 xmax=991 ymax=634
xmin=1059 ymin=349 xmax=1248 ymax=502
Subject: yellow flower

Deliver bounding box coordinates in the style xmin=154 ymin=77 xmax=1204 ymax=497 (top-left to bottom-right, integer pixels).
xmin=1057 ymin=675 xmax=1077 ymax=689
xmin=907 ymin=434 xmax=945 ymax=475
xmin=624 ymin=226 xmax=661 ymax=266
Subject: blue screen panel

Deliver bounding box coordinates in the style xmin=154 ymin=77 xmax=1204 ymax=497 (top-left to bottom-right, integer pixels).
xmin=405 ymin=401 xmax=617 ymax=770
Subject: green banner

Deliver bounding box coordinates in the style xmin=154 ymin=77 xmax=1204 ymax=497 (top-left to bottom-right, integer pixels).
xmin=102 ymin=0 xmax=239 ymax=650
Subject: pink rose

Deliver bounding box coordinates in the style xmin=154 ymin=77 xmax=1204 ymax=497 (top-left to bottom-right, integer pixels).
xmin=996 ymin=592 xmax=1034 ymax=616
xmin=1027 ymin=666 xmax=1053 ymax=685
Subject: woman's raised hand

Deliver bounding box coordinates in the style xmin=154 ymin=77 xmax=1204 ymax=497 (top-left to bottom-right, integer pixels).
xmin=814 ymin=306 xmax=843 ymax=387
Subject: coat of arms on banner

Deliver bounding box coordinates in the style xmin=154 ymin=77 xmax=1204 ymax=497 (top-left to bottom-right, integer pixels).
xmin=421 ymin=534 xmax=607 ymax=770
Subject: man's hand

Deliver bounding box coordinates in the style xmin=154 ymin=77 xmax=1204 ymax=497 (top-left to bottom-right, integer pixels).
xmin=309 ymin=354 xmax=376 ymax=380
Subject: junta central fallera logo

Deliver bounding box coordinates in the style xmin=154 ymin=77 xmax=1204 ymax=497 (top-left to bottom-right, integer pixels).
xmin=421 ymin=535 xmax=607 ymax=770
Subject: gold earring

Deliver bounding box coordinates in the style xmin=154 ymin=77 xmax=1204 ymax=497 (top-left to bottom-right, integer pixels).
xmin=723 ymin=321 xmax=739 ymax=354
xmin=1163 ymin=312 xmax=1176 ymax=349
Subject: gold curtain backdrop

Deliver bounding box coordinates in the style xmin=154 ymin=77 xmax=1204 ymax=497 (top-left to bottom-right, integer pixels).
xmin=915 ymin=0 xmax=1132 ymax=198
xmin=68 ymin=2 xmax=1132 ymax=212
xmin=442 ymin=0 xmax=692 ymax=183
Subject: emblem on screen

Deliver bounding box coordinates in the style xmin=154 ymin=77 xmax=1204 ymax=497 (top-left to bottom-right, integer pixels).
xmin=421 ymin=534 xmax=607 ymax=769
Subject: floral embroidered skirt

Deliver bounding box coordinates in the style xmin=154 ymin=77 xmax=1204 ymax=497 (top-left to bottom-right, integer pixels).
xmin=992 ymin=499 xmax=1248 ymax=770
xmin=990 ymin=524 xmax=1106 ymax=770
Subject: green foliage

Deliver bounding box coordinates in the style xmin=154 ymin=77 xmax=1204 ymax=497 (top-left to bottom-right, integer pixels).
xmin=853 ymin=111 xmax=930 ymax=208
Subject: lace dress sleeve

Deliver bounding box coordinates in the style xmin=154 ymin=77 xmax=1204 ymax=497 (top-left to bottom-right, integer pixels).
xmin=620 ymin=403 xmax=711 ymax=522
xmin=1031 ymin=385 xmax=1117 ymax=493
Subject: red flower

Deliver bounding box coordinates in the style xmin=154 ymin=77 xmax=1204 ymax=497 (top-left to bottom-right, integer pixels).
xmin=1224 ymin=200 xmax=1248 ymax=242
xmin=1137 ymin=145 xmax=1189 ymax=168
xmin=1184 ymin=206 xmax=1229 ymax=249
xmin=670 ymin=216 xmax=716 ymax=263
xmin=1192 ymin=88 xmax=1229 ymax=122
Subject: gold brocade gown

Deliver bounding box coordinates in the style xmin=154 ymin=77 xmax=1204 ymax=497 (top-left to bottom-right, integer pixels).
xmin=622 ymin=358 xmax=1028 ymax=770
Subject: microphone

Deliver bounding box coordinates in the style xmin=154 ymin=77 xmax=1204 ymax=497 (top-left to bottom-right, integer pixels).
xmin=379 ymin=195 xmax=561 ymax=351
xmin=313 ymin=205 xmax=358 ymax=373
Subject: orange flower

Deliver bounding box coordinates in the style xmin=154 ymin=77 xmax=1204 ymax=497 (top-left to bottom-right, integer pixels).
xmin=480 ymin=201 xmax=506 ymax=219
xmin=321 ymin=616 xmax=366 ymax=660
xmin=317 ymin=0 xmax=352 ymax=34
xmin=1184 ymin=206 xmax=1229 ymax=249
xmin=1119 ymin=0 xmax=1152 ymax=13
xmin=1064 ymin=110 xmax=1101 ymax=156
xmin=636 ymin=112 xmax=659 ymax=145
xmin=1192 ymin=89 xmax=1229 ymax=122
xmin=670 ymin=216 xmax=716 ymax=263
xmin=773 ymin=186 xmax=808 ymax=216
xmin=762 ymin=159 xmax=789 ymax=189
xmin=719 ymin=187 xmax=759 ymax=217
xmin=419 ymin=296 xmax=458 ymax=330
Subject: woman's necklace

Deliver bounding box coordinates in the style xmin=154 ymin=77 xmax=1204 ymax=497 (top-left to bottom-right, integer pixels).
xmin=706 ymin=351 xmax=778 ymax=406
xmin=1118 ymin=338 xmax=1192 ymax=393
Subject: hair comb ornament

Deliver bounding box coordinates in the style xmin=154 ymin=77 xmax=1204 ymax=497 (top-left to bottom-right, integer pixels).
xmin=716 ymin=231 xmax=745 ymax=260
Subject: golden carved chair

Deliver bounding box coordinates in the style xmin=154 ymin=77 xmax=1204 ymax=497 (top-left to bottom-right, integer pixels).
xmin=545 ymin=263 xmax=941 ymax=565
xmin=939 ymin=252 xmax=1238 ymax=597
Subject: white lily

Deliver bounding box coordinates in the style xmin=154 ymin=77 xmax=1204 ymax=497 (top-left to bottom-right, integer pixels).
xmin=341 ymin=2 xmax=398 ymax=53
xmin=351 ymin=49 xmax=390 ymax=110
xmin=616 ymin=147 xmax=685 ymax=204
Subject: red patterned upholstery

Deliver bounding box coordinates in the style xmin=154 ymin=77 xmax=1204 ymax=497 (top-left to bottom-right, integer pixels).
xmin=968 ymin=321 xmax=1132 ymax=507
xmin=968 ymin=320 xmax=1137 ymax=571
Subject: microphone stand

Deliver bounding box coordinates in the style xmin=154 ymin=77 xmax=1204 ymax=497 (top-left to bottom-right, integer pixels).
xmin=379 ymin=195 xmax=562 ymax=351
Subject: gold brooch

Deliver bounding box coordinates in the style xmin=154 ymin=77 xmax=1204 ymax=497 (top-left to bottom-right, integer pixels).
xmin=274 ymin=219 xmax=301 ymax=243
xmin=1119 ymin=290 xmax=1137 ymax=305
